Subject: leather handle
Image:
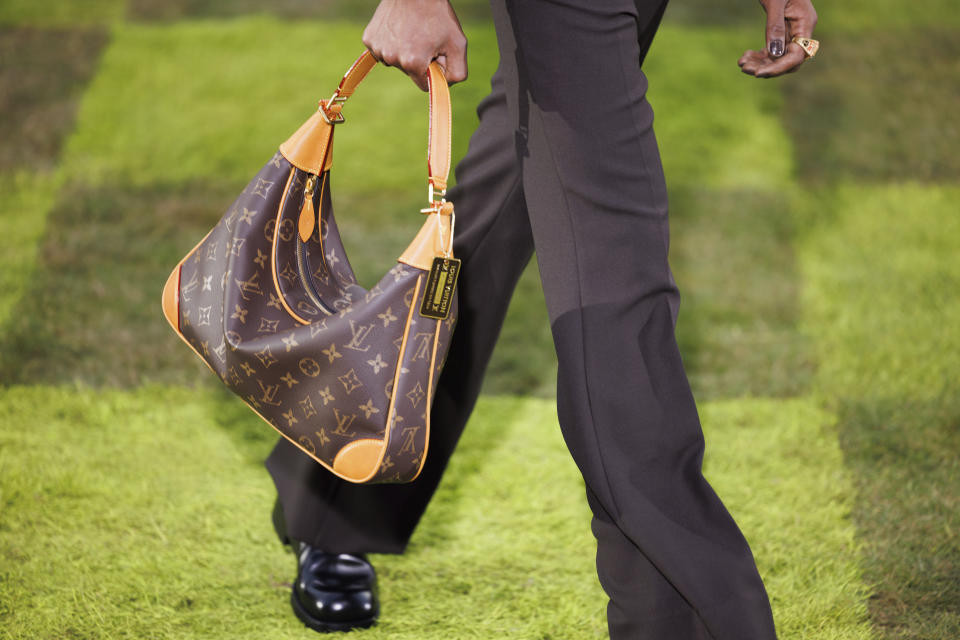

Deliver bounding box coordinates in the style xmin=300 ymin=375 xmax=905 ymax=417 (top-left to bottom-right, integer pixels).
xmin=425 ymin=62 xmax=452 ymax=196
xmin=322 ymin=51 xmax=453 ymax=200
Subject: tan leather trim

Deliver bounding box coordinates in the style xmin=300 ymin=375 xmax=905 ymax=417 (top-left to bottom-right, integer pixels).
xmin=271 ymin=168 xmax=311 ymax=325
xmin=162 ymin=264 xmax=180 ymax=332
xmin=397 ymin=209 xmax=455 ymax=271
xmin=332 ymin=438 xmax=386 ymax=481
xmin=278 ymin=112 xmax=335 ymax=175
xmin=162 ymin=230 xmax=219 ymax=377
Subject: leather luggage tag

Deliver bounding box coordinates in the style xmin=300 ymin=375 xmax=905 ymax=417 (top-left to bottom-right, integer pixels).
xmin=420 ymin=257 xmax=461 ymax=320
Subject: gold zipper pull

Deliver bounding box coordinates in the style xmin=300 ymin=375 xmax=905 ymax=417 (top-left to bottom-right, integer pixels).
xmin=298 ymin=174 xmax=317 ymax=243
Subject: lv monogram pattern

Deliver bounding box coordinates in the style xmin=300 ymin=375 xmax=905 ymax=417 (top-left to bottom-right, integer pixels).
xmin=174 ymin=152 xmax=458 ymax=483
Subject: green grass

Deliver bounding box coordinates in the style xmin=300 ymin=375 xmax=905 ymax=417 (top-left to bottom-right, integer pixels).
xmin=645 ymin=25 xmax=795 ymax=191
xmin=60 ymin=18 xmax=498 ymax=191
xmin=799 ymin=184 xmax=960 ymax=639
xmin=0 ymin=173 xmax=57 ymax=329
xmin=0 ymin=0 xmax=125 ymax=26
xmin=0 ymin=388 xmax=868 ymax=639
xmin=0 ymin=26 xmax=108 ymax=171
xmin=782 ymin=28 xmax=960 ymax=183
xmin=1 ymin=0 xmax=959 ymax=637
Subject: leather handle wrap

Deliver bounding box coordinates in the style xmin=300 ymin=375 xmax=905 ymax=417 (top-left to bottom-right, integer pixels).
xmin=326 ymin=51 xmax=452 ymax=196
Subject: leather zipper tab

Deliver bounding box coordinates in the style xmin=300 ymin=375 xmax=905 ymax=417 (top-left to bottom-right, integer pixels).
xmin=298 ymin=175 xmax=317 ymax=243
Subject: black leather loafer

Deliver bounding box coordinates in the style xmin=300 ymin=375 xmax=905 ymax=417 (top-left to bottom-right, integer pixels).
xmin=290 ymin=543 xmax=379 ymax=633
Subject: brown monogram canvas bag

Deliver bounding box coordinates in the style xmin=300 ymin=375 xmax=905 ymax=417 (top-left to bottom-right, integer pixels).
xmin=161 ymin=52 xmax=459 ymax=484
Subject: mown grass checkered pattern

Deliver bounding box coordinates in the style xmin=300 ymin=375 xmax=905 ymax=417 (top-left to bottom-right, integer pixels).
xmin=1 ymin=1 xmax=957 ymax=638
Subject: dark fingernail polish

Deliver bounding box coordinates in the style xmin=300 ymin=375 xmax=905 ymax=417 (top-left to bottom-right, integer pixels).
xmin=770 ymin=40 xmax=784 ymax=57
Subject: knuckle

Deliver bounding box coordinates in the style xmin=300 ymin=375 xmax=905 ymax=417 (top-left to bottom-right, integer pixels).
xmin=398 ymin=53 xmax=419 ymax=71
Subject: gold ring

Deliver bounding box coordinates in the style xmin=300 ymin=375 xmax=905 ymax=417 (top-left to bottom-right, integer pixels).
xmin=792 ymin=36 xmax=820 ymax=58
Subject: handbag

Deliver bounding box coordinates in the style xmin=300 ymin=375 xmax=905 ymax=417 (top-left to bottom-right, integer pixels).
xmin=161 ymin=51 xmax=460 ymax=484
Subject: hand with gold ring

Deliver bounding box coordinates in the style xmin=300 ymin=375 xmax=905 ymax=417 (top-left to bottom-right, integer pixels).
xmin=739 ymin=0 xmax=819 ymax=78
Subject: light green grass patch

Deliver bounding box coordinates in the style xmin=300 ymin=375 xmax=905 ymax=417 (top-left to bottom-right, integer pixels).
xmin=799 ymin=183 xmax=960 ymax=402
xmin=702 ymin=398 xmax=872 ymax=640
xmin=1 ymin=386 xmax=868 ymax=638
xmin=645 ymin=25 xmax=794 ymax=191
xmin=61 ymin=18 xmax=499 ymax=193
xmin=0 ymin=173 xmax=57 ymax=327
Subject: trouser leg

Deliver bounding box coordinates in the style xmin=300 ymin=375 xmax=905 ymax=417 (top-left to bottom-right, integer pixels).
xmin=265 ymin=65 xmax=535 ymax=553
xmin=489 ymin=1 xmax=777 ymax=638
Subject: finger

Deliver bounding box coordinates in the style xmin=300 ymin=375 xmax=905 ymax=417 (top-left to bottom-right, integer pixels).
xmin=398 ymin=53 xmax=431 ymax=92
xmin=785 ymin=0 xmax=818 ymax=38
xmin=740 ymin=58 xmax=766 ymax=76
xmin=434 ymin=54 xmax=448 ymax=76
xmin=765 ymin=0 xmax=787 ymax=58
xmin=755 ymin=44 xmax=806 ymax=77
xmin=441 ymin=35 xmax=468 ymax=84
xmin=738 ymin=49 xmax=769 ymax=74
xmin=739 ymin=49 xmax=766 ymax=67
xmin=405 ymin=67 xmax=430 ymax=92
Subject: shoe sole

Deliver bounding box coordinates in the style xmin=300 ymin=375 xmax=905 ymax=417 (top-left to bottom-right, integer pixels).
xmin=289 ymin=589 xmax=378 ymax=633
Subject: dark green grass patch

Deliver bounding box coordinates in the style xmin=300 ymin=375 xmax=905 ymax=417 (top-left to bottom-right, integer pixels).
xmin=671 ymin=187 xmax=813 ymax=400
xmin=0 ymin=182 xmax=232 ymax=387
xmin=0 ymin=386 xmax=869 ymax=638
xmin=0 ymin=179 xmax=555 ymax=397
xmin=0 ymin=0 xmax=124 ymax=27
xmin=800 ymin=184 xmax=960 ymax=639
xmin=0 ymin=26 xmax=108 ymax=171
xmin=782 ymin=28 xmax=960 ymax=183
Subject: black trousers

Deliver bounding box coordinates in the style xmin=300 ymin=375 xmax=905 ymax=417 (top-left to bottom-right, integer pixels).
xmin=267 ymin=1 xmax=778 ymax=637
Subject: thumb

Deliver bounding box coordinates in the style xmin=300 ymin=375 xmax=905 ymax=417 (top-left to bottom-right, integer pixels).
xmin=765 ymin=0 xmax=787 ymax=57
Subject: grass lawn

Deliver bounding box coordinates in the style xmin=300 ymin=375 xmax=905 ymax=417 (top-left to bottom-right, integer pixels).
xmin=0 ymin=388 xmax=868 ymax=639
xmin=1 ymin=1 xmax=958 ymax=638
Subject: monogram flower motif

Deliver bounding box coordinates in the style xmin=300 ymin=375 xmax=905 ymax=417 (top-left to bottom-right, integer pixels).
xmin=321 ymin=343 xmax=342 ymax=363
xmin=367 ymin=353 xmax=387 ymax=374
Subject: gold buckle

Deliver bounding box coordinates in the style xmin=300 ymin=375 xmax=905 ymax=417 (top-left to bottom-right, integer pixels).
xmin=428 ymin=183 xmax=445 ymax=206
xmin=319 ymin=95 xmax=347 ymax=125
